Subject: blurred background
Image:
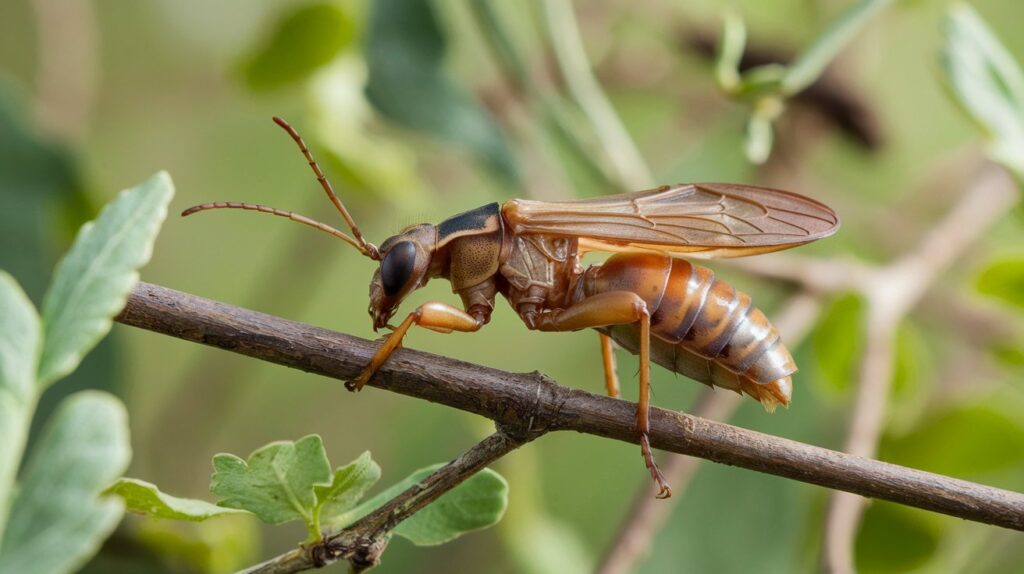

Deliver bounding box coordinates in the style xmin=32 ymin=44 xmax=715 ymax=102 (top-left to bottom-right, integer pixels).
xmin=2 ymin=0 xmax=1023 ymax=572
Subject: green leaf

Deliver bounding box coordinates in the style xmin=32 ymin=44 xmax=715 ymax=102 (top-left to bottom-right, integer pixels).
xmin=136 ymin=516 xmax=259 ymax=574
xmin=811 ymin=293 xmax=864 ymax=395
xmin=105 ymin=478 xmax=247 ymax=522
xmin=0 ymin=272 xmax=40 ymax=540
xmin=991 ymin=343 xmax=1024 ymax=369
xmin=975 ymin=257 xmax=1024 ymax=311
xmin=239 ymin=2 xmax=356 ymax=91
xmin=880 ymin=403 xmax=1024 ymax=479
xmin=308 ymin=57 xmax=422 ymax=199
xmin=781 ymin=0 xmax=894 ymax=95
xmin=331 ymin=464 xmax=508 ymax=546
xmin=941 ymin=3 xmax=1024 ymax=177
xmin=0 ymin=391 xmax=131 ymax=574
xmin=855 ymin=501 xmax=940 ymax=573
xmin=210 ymin=434 xmax=331 ymax=525
xmin=315 ymin=451 xmax=381 ymax=521
xmin=365 ymin=0 xmax=518 ymax=183
xmin=37 ymin=172 xmax=174 ymax=388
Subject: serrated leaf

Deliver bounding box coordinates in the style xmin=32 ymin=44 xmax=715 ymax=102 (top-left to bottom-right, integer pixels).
xmin=210 ymin=435 xmax=331 ymax=525
xmin=315 ymin=451 xmax=381 ymax=521
xmin=0 ymin=391 xmax=131 ymax=574
xmin=975 ymin=257 xmax=1024 ymax=311
xmin=331 ymin=464 xmax=508 ymax=546
xmin=105 ymin=478 xmax=247 ymax=522
xmin=239 ymin=2 xmax=356 ymax=91
xmin=941 ymin=4 xmax=1024 ymax=177
xmin=0 ymin=272 xmax=40 ymax=540
xmin=37 ymin=172 xmax=174 ymax=388
xmin=365 ymin=0 xmax=518 ymax=183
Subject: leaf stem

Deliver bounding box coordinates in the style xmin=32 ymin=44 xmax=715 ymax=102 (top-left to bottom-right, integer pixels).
xmin=539 ymin=0 xmax=653 ymax=189
xmin=781 ymin=0 xmax=894 ymax=95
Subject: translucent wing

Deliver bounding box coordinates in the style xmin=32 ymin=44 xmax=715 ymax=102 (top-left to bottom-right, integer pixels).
xmin=501 ymin=183 xmax=839 ymax=258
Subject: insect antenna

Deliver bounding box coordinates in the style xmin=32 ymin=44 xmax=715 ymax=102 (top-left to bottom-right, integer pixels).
xmin=271 ymin=116 xmax=380 ymax=260
xmin=181 ymin=202 xmax=371 ymax=252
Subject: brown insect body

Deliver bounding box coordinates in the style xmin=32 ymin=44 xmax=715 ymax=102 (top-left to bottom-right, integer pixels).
xmin=583 ymin=253 xmax=794 ymax=411
xmin=431 ymin=206 xmax=796 ymax=412
xmin=183 ymin=119 xmax=839 ymax=499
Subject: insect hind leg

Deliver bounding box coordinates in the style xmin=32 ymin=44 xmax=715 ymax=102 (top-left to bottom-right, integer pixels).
xmin=528 ymin=291 xmax=672 ymax=498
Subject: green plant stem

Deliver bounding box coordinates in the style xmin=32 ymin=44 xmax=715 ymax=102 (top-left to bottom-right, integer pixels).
xmin=781 ymin=0 xmax=894 ymax=95
xmin=466 ymin=0 xmax=616 ymax=190
xmin=540 ymin=0 xmax=653 ymax=189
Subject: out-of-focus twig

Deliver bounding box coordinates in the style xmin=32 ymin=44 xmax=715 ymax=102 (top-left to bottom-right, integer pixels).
xmin=467 ymin=0 xmax=615 ymax=195
xmin=540 ymin=0 xmax=653 ymax=189
xmin=597 ymin=291 xmax=822 ymax=574
xmin=721 ymin=165 xmax=1020 ymax=571
xmin=718 ymin=164 xmax=1020 ymax=571
xmin=821 ymin=164 xmax=1020 ymax=573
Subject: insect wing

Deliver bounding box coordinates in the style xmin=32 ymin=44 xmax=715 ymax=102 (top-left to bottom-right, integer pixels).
xmin=502 ymin=183 xmax=839 ymax=258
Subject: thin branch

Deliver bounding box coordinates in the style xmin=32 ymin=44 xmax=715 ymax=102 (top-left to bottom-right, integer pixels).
xmin=597 ymin=291 xmax=823 ymax=574
xmin=240 ymin=431 xmax=530 ymax=574
xmin=115 ymin=282 xmax=1024 ymax=536
xmin=822 ymin=164 xmax=1020 ymax=573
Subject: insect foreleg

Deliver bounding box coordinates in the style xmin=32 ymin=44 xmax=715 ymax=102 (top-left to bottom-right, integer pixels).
xmin=347 ymin=302 xmax=483 ymax=392
xmin=526 ymin=291 xmax=672 ymax=498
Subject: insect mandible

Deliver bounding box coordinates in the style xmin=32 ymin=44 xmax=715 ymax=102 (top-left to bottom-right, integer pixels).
xmin=183 ymin=117 xmax=840 ymax=498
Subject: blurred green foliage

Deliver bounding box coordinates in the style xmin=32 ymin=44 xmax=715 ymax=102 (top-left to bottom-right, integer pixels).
xmin=941 ymin=2 xmax=1024 ymax=180
xmin=975 ymin=257 xmax=1024 ymax=311
xmin=0 ymin=174 xmax=173 ymax=574
xmin=1 ymin=0 xmax=1023 ymax=572
xmin=365 ymin=0 xmax=518 ymax=184
xmin=239 ymin=3 xmax=356 ymax=92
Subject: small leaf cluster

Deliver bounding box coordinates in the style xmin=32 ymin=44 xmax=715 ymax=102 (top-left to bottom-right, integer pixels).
xmin=108 ymin=436 xmax=509 ymax=547
xmin=234 ymin=0 xmax=516 ymax=195
xmin=713 ymin=0 xmax=894 ymax=163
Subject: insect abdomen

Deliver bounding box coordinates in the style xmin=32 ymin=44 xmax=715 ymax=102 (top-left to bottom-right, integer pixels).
xmin=584 ymin=253 xmax=794 ymax=411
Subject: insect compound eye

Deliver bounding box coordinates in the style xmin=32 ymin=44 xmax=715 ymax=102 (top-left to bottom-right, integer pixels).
xmin=380 ymin=241 xmax=417 ymax=296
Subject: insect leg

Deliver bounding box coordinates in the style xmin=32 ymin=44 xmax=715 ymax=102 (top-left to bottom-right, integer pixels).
xmin=530 ymin=291 xmax=672 ymax=498
xmin=347 ymin=302 xmax=482 ymax=392
xmin=599 ymin=333 xmax=621 ymax=398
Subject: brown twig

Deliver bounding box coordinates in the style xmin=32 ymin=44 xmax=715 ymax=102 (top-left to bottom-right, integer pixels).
xmin=115 ymin=282 xmax=1024 ymax=545
xmin=239 ymin=431 xmax=530 ymax=574
xmin=821 ymin=164 xmax=1020 ymax=573
xmin=597 ymin=291 xmax=823 ymax=574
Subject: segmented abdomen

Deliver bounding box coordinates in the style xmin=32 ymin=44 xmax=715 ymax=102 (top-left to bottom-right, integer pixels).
xmin=583 ymin=252 xmax=794 ymax=410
